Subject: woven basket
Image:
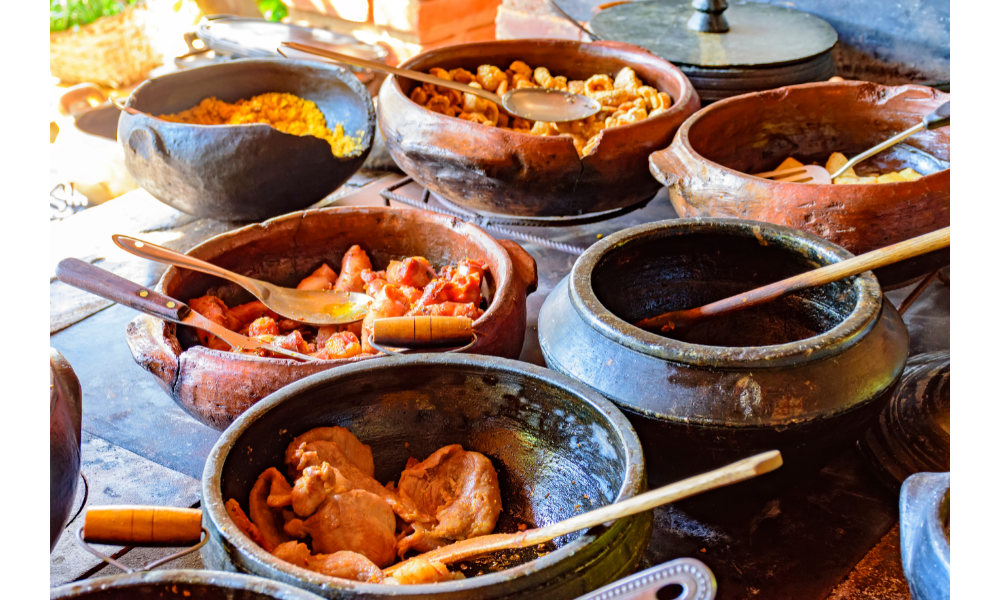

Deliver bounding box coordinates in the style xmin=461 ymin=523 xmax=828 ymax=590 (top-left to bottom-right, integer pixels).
xmin=50 ymin=4 xmax=162 ymax=89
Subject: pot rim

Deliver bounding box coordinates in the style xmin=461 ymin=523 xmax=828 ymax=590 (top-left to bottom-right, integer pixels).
xmin=202 ymin=353 xmax=646 ymax=594
xmin=156 ymin=205 xmax=517 ymax=366
xmin=387 ymin=38 xmax=698 ymax=156
xmin=569 ymin=217 xmax=884 ymax=369
xmin=50 ymin=569 xmax=325 ymax=599
xmin=124 ymin=57 xmax=375 ymax=160
xmin=669 ymin=80 xmax=950 ymax=187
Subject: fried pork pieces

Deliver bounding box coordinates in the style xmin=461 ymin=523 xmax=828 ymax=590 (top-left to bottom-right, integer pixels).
xmin=187 ymin=246 xmax=488 ymax=358
xmin=227 ymin=426 xmax=502 ymax=584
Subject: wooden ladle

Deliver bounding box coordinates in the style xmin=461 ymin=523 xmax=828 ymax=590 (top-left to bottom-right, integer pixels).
xmin=385 ymin=449 xmax=782 ymax=575
xmin=634 ymin=226 xmax=950 ymax=334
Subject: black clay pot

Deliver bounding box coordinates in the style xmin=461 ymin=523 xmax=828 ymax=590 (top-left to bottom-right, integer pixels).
xmin=118 ymin=59 xmax=375 ymax=221
xmin=201 ymin=355 xmax=651 ymax=599
xmin=51 ymin=348 xmax=82 ymax=551
xmin=539 ymin=218 xmax=909 ymax=487
xmin=50 ymin=570 xmax=326 ymax=599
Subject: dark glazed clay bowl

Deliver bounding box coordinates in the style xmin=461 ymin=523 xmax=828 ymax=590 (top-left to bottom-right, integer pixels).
xmin=201 ymin=355 xmax=650 ymax=599
xmin=538 ymin=218 xmax=909 ymax=486
xmin=125 ymin=206 xmax=537 ymax=430
xmin=378 ymin=39 xmax=700 ymax=217
xmin=51 ymin=347 xmax=82 ymax=551
xmin=50 ymin=570 xmax=325 ymax=599
xmin=649 ymin=81 xmax=950 ymax=287
xmin=119 ymin=58 xmax=375 ymax=221
xmin=899 ymin=472 xmax=950 ymax=600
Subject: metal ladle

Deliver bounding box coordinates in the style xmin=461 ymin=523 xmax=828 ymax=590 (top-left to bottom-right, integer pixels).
xmin=112 ymin=235 xmax=372 ymax=326
xmin=278 ymin=41 xmax=602 ymax=123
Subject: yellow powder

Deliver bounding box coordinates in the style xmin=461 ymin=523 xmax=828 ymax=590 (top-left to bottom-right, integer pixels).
xmin=159 ymin=92 xmax=362 ymax=157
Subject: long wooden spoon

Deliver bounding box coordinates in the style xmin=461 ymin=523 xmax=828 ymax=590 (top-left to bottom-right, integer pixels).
xmin=634 ymin=226 xmax=950 ymax=334
xmin=385 ymin=450 xmax=782 ymax=575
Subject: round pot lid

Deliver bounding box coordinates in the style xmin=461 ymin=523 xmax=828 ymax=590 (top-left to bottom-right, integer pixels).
xmin=590 ymin=0 xmax=837 ymax=68
xmin=196 ymin=16 xmax=387 ymax=64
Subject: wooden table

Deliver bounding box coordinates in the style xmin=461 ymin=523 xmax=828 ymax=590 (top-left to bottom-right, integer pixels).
xmin=49 ymin=174 xmax=948 ymax=598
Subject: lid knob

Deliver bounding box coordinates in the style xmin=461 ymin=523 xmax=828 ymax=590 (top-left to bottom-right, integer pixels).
xmin=687 ymin=0 xmax=730 ymax=33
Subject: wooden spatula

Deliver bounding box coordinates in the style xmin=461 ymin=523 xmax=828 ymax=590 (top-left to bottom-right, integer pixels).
xmin=384 ymin=450 xmax=782 ymax=575
xmin=635 ymin=226 xmax=950 ymax=334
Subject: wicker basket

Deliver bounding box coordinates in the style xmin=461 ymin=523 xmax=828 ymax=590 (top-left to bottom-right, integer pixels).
xmin=50 ymin=4 xmax=162 ymax=89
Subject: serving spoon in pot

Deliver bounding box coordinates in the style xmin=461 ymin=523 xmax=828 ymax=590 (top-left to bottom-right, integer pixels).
xmin=112 ymin=235 xmax=372 ymax=326
xmin=278 ymin=41 xmax=602 ymax=123
xmin=385 ymin=450 xmax=782 ymax=574
xmin=634 ymin=226 xmax=950 ymax=334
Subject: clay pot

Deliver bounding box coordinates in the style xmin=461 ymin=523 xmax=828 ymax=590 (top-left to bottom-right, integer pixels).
xmin=538 ymin=218 xmax=910 ymax=486
xmin=201 ymin=354 xmax=651 ymax=599
xmin=125 ymin=206 xmax=538 ymax=431
xmin=51 ymin=570 xmax=325 ymax=599
xmin=378 ymin=39 xmax=700 ymax=217
xmin=649 ymin=81 xmax=950 ymax=287
xmin=119 ymin=59 xmax=375 ymax=221
xmin=51 ymin=348 xmax=83 ymax=551
xmin=899 ymin=472 xmax=950 ymax=600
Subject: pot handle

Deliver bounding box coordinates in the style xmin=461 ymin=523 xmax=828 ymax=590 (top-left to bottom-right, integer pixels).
xmin=648 ymin=144 xmax=685 ymax=189
xmin=498 ymin=239 xmax=538 ymax=295
xmin=574 ymin=557 xmax=717 ymax=599
xmin=76 ymin=506 xmax=208 ymax=574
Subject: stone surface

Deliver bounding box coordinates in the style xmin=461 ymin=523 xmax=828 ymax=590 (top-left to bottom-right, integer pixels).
xmin=49 ymin=432 xmax=201 ymax=587
xmin=828 ymin=526 xmax=912 ymax=599
xmin=496 ymin=3 xmax=587 ymax=41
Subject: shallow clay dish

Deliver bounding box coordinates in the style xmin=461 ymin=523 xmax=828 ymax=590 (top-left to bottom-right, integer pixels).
xmin=119 ymin=58 xmax=375 ymax=222
xmin=649 ymin=81 xmax=949 ymax=287
xmin=201 ymin=354 xmax=650 ymax=599
xmin=51 ymin=570 xmax=326 ymax=599
xmin=378 ymin=39 xmax=699 ymax=217
xmin=125 ymin=206 xmax=538 ymax=430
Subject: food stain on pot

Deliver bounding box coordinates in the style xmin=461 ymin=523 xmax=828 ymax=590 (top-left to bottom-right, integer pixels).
xmin=736 ymin=375 xmax=763 ymax=419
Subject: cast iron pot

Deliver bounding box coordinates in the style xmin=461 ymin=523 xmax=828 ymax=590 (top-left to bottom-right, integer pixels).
xmin=538 ymin=218 xmax=909 ymax=486
xmin=378 ymin=39 xmax=700 ymax=218
xmin=51 ymin=570 xmax=325 ymax=599
xmin=201 ymin=354 xmax=651 ymax=599
xmin=51 ymin=347 xmax=82 ymax=551
xmin=899 ymin=472 xmax=950 ymax=600
xmin=119 ymin=58 xmax=375 ymax=221
xmin=125 ymin=206 xmax=538 ymax=430
xmin=649 ymin=81 xmax=950 ymax=288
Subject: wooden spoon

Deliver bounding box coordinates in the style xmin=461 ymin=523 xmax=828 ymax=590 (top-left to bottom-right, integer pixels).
xmin=385 ymin=450 xmax=782 ymax=575
xmin=635 ymin=226 xmax=950 ymax=334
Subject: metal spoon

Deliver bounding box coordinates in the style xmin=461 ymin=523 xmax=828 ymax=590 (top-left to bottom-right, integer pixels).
xmin=112 ymin=235 xmax=372 ymax=325
xmin=831 ymin=101 xmax=950 ymax=179
xmin=278 ymin=41 xmax=602 ymax=123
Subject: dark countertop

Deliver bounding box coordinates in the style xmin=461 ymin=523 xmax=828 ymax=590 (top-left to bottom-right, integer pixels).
xmin=50 ymin=175 xmax=947 ymax=598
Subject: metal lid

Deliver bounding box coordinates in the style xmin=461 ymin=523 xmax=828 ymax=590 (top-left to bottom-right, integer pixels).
xmin=196 ymin=16 xmax=387 ymax=64
xmin=590 ymin=0 xmax=837 ymax=68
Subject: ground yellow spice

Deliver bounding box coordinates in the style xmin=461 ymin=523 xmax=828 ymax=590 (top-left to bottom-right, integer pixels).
xmin=159 ymin=92 xmax=362 ymax=157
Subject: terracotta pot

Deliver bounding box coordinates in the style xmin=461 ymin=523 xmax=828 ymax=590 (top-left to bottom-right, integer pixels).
xmin=538 ymin=218 xmax=910 ymax=486
xmin=119 ymin=59 xmax=375 ymax=221
xmin=51 ymin=348 xmax=83 ymax=551
xmin=649 ymin=81 xmax=950 ymax=287
xmin=378 ymin=39 xmax=700 ymax=217
xmin=125 ymin=206 xmax=538 ymax=431
xmin=201 ymin=354 xmax=651 ymax=599
xmin=51 ymin=570 xmax=325 ymax=599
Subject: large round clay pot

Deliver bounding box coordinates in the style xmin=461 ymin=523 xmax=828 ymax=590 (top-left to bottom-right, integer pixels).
xmin=649 ymin=81 xmax=949 ymax=287
xmin=125 ymin=206 xmax=538 ymax=430
xmin=201 ymin=354 xmax=650 ymax=599
xmin=538 ymin=218 xmax=910 ymax=486
xmin=51 ymin=570 xmax=326 ymax=599
xmin=378 ymin=39 xmax=700 ymax=217
xmin=119 ymin=59 xmax=375 ymax=221
xmin=51 ymin=347 xmax=82 ymax=551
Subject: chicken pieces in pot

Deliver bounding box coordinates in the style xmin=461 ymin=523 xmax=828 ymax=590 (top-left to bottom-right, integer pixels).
xmin=185 ymin=246 xmax=489 ymax=359
xmin=226 ymin=426 xmax=503 ymax=584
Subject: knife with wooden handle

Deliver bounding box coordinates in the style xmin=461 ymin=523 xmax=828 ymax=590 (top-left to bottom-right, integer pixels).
xmin=55 ymin=258 xmax=318 ymax=362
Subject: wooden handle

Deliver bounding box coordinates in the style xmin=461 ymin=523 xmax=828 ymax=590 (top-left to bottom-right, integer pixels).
xmin=83 ymin=506 xmax=202 ymax=546
xmin=56 ymin=258 xmax=190 ymax=324
xmin=387 ymin=450 xmax=782 ymax=572
xmin=635 ymin=226 xmax=951 ymax=332
xmin=372 ymin=316 xmax=474 ymax=348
